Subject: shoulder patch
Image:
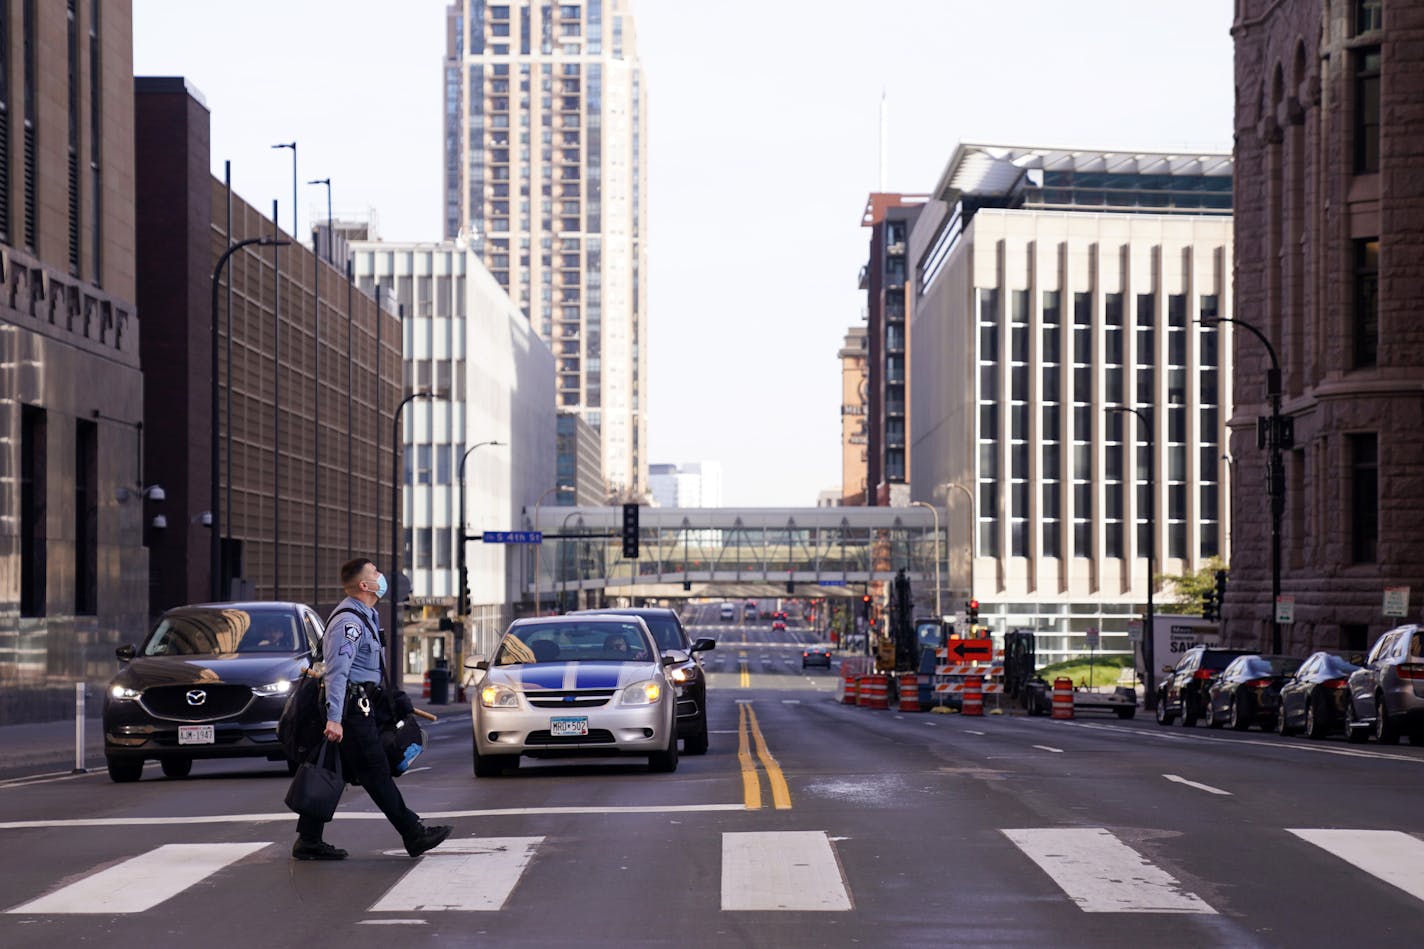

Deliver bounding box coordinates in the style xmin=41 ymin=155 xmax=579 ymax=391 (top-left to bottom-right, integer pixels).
xmin=344 ymin=624 xmax=361 ymax=642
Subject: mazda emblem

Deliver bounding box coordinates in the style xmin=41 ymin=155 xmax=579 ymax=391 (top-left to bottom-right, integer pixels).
xmin=186 ymin=690 xmax=207 ymax=706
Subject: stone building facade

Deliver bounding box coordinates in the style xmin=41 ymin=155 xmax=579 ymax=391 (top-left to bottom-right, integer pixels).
xmin=1230 ymin=0 xmax=1424 ymax=653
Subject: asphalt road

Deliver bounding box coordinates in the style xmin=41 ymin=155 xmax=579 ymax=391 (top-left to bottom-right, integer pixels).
xmin=3 ymin=602 xmax=1423 ymax=947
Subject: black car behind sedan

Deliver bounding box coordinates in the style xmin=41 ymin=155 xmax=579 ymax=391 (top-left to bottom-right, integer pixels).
xmin=1205 ymin=654 xmax=1302 ymax=730
xmin=1278 ymin=651 xmax=1362 ymax=738
xmin=103 ymin=602 xmax=322 ymax=782
xmin=1156 ymin=646 xmax=1253 ymax=726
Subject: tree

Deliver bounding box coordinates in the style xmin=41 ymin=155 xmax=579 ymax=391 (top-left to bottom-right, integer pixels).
xmin=1158 ymin=558 xmax=1228 ymax=615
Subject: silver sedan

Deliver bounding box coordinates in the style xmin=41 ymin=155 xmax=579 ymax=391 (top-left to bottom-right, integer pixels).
xmin=466 ymin=615 xmax=679 ymax=776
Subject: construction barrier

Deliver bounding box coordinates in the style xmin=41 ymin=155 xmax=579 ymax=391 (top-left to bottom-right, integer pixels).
xmin=840 ymin=673 xmax=860 ymax=705
xmin=898 ymin=674 xmax=921 ymax=713
xmin=931 ymin=651 xmax=1006 ymax=710
xmin=1051 ymin=676 xmax=1075 ymax=719
xmin=859 ymin=675 xmax=889 ymax=710
xmin=962 ymin=675 xmax=984 ymax=716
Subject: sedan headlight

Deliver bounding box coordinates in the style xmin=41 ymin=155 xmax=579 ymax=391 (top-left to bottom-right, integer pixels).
xmin=480 ymin=683 xmax=521 ymax=709
xmin=252 ymin=680 xmax=292 ymax=697
xmin=110 ymin=684 xmax=141 ymax=701
xmin=670 ymin=665 xmax=697 ymax=685
xmin=621 ymin=680 xmax=662 ymax=706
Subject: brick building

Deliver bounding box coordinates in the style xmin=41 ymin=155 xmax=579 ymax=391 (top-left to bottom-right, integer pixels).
xmin=1230 ymin=0 xmax=1424 ymax=652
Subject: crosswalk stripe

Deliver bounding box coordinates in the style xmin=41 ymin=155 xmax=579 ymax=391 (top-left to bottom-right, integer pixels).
xmin=370 ymin=837 xmax=543 ymax=912
xmin=721 ymin=831 xmax=852 ymax=911
xmin=1003 ymin=828 xmax=1215 ymax=914
xmin=1289 ymin=829 xmax=1424 ymax=903
xmin=7 ymin=842 xmax=269 ymax=915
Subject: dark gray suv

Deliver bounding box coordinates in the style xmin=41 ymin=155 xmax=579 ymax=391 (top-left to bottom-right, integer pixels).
xmin=571 ymin=607 xmax=716 ymax=754
xmin=1344 ymin=625 xmax=1424 ymax=744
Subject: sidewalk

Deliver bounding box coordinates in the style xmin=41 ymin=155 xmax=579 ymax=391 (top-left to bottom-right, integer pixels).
xmin=0 ymin=693 xmax=470 ymax=782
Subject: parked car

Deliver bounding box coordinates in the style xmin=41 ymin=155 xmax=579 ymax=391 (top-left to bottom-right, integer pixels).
xmin=572 ymin=606 xmax=716 ymax=754
xmin=802 ymin=645 xmax=833 ymax=669
xmin=1277 ymin=651 xmax=1362 ymax=738
xmin=1205 ymin=654 xmax=1302 ymax=730
xmin=1155 ymin=646 xmax=1253 ymax=727
xmin=1345 ymin=625 xmax=1424 ymax=744
xmin=103 ymin=602 xmax=322 ymax=782
xmin=466 ymin=615 xmax=679 ymax=776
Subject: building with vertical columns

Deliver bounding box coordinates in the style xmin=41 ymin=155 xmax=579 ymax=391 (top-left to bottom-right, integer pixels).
xmin=909 ymin=144 xmax=1235 ymax=662
xmin=1230 ymin=0 xmax=1424 ymax=655
xmin=0 ymin=0 xmax=144 ymax=720
xmin=444 ymin=0 xmax=648 ymax=499
xmin=838 ymin=325 xmax=868 ymax=505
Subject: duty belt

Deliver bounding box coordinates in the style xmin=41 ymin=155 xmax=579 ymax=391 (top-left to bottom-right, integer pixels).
xmin=346 ymin=681 xmax=383 ymax=717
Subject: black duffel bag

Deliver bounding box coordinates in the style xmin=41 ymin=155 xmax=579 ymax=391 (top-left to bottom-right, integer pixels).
xmin=284 ymin=740 xmax=345 ymax=821
xmin=375 ymin=687 xmax=426 ymax=777
xmin=277 ymin=668 xmax=325 ymax=763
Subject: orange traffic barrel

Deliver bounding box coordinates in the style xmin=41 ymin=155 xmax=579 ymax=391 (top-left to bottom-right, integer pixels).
xmin=859 ymin=675 xmax=889 ymax=709
xmin=1051 ymin=676 xmax=1075 ymax=719
xmin=898 ymin=673 xmax=921 ymax=713
xmin=840 ymin=673 xmax=859 ymax=705
xmin=962 ymin=675 xmax=984 ymax=716
xmin=422 ymin=670 xmax=431 ymax=701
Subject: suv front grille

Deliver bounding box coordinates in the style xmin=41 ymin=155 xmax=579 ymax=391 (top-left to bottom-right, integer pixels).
xmin=141 ymin=685 xmax=253 ymax=721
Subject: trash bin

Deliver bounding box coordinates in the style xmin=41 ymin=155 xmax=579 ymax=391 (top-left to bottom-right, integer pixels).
xmin=427 ymin=661 xmax=450 ymax=705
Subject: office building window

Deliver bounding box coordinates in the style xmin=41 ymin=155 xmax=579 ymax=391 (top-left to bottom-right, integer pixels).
xmin=22 ymin=0 xmax=37 ymax=251
xmin=1072 ymin=291 xmax=1092 ymax=558
xmin=1354 ymin=238 xmax=1379 ymax=368
xmin=88 ymin=0 xmax=101 ymax=283
xmin=0 ymin=2 xmax=10 ymax=244
xmin=1350 ymin=434 xmax=1378 ymax=563
xmin=1355 ymin=0 xmax=1382 ymax=34
xmin=75 ymin=418 xmax=97 ymax=614
xmin=1104 ymin=410 xmax=1123 ymax=559
xmin=978 ymin=288 xmax=1000 ymax=558
xmin=434 ymin=527 xmax=451 ymax=570
xmin=1355 ymin=47 xmax=1381 ymax=174
xmin=21 ymin=404 xmax=46 ymax=617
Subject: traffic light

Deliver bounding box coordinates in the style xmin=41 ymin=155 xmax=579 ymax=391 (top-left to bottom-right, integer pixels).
xmin=1213 ymin=568 xmax=1228 ymax=618
xmin=785 ymin=579 xmax=795 ymax=594
xmin=1202 ymin=588 xmax=1218 ymax=622
xmin=621 ymin=502 xmax=640 ymax=559
xmin=966 ymin=598 xmax=980 ymax=626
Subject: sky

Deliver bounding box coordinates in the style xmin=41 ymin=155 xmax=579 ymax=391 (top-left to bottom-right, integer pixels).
xmin=133 ymin=0 xmax=1236 ymax=508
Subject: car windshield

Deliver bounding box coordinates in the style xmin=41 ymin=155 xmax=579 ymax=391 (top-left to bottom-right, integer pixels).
xmin=636 ymin=614 xmax=686 ymax=651
xmin=495 ymin=622 xmax=654 ymax=665
xmin=1201 ymin=651 xmax=1248 ymax=671
xmin=1322 ymin=655 xmax=1360 ymax=675
xmin=1245 ymin=656 xmax=1301 ymax=676
xmin=142 ymin=607 xmax=301 ymax=656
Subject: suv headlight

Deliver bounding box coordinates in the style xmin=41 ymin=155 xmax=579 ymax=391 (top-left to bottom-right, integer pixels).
xmin=110 ymin=684 xmax=141 ymax=701
xmin=670 ymin=664 xmax=698 ymax=685
xmin=252 ymin=680 xmax=292 ymax=697
xmin=621 ymin=680 xmax=662 ymax=706
xmin=480 ymin=683 xmax=521 ymax=709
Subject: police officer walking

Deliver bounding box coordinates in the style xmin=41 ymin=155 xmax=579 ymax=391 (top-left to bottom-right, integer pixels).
xmin=292 ymin=557 xmax=452 ymax=861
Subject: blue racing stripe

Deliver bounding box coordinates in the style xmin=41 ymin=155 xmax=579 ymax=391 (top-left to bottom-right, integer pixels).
xmin=517 ymin=665 xmax=570 ymax=690
xmin=573 ymin=663 xmax=626 ymax=689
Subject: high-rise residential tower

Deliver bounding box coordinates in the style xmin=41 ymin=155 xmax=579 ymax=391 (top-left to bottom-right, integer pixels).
xmin=444 ymin=1 xmax=648 ymax=498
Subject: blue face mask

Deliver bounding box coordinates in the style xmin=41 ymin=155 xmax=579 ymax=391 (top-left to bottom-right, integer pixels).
xmin=370 ymin=573 xmax=388 ymax=599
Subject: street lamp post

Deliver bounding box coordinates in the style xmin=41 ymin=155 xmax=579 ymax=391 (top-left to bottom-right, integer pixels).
xmin=307 ymin=177 xmax=332 ymax=262
xmin=945 ymin=482 xmax=976 ymax=601
xmin=559 ymin=510 xmax=584 ymax=612
xmin=457 ymin=440 xmax=505 ymax=618
xmin=1108 ymin=405 xmax=1156 ymax=711
xmin=210 ymin=236 xmax=289 ymax=602
xmin=271 ymin=142 xmax=297 ymax=242
xmin=910 ymin=501 xmax=941 ymax=618
xmin=531 ymin=486 xmax=575 ymax=614
xmin=390 ymin=389 xmax=444 ymax=681
xmin=1201 ymin=316 xmax=1285 ymax=654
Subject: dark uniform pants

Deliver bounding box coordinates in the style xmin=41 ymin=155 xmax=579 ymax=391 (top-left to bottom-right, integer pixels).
xmin=296 ymin=706 xmax=421 ymax=842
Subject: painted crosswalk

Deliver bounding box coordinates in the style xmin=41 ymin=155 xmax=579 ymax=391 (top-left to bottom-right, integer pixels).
xmin=7 ymin=827 xmax=1424 ymax=919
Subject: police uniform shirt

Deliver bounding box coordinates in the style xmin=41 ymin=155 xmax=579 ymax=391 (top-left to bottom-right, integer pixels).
xmin=322 ymin=596 xmax=384 ymax=722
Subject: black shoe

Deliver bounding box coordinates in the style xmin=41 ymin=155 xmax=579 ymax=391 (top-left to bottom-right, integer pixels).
xmin=403 ymin=824 xmax=452 ymax=858
xmin=292 ymin=838 xmax=348 ymax=861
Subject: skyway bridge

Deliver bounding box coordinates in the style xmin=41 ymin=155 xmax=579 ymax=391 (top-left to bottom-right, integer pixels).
xmin=526 ymin=506 xmax=941 ymax=606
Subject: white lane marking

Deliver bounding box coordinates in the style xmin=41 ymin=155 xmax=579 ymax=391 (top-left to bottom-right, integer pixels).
xmin=359 ymin=919 xmax=428 ymax=925
xmin=1289 ymin=829 xmax=1424 ymax=903
xmin=0 ymin=803 xmax=747 ymax=831
xmin=965 ymin=730 xmax=986 ymax=736
xmin=781 ymin=699 xmax=801 ymax=704
xmin=372 ymin=837 xmax=542 ymax=912
xmin=1163 ymin=773 xmax=1232 ymax=796
xmin=1003 ymin=828 xmax=1214 ymax=914
xmin=1033 ymin=745 xmax=1065 ymax=753
xmin=1055 ymin=720 xmax=1424 ymax=764
xmin=722 ymin=831 xmax=852 ymax=911
xmin=8 ymin=842 xmax=269 ymax=914
xmin=0 ymin=769 xmax=111 ymax=790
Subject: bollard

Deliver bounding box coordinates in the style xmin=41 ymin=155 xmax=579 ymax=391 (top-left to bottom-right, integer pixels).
xmin=962 ymin=675 xmax=984 ymax=717
xmin=898 ymin=673 xmax=921 ymax=713
xmin=73 ymin=682 xmax=87 ymax=774
xmin=1051 ymin=676 xmax=1075 ymax=720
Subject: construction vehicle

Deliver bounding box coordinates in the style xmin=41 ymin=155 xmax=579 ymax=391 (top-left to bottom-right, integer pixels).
xmin=1003 ymin=629 xmax=1137 ymax=718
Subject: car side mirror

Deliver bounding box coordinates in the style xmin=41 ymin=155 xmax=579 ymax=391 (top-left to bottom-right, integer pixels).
xmin=691 ymin=637 xmax=716 ymax=653
xmin=116 ymin=643 xmax=136 ymax=662
xmin=464 ymin=655 xmax=487 ymax=672
xmin=662 ymin=654 xmax=678 ymax=666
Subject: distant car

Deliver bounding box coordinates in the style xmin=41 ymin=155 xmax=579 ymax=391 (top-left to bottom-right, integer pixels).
xmin=1205 ymin=654 xmax=1302 ymax=730
xmin=1345 ymin=625 xmax=1424 ymax=744
xmin=103 ymin=602 xmax=322 ymax=782
xmin=802 ymin=645 xmax=832 ymax=669
xmin=1155 ymin=646 xmax=1253 ymax=727
xmin=772 ymin=619 xmax=787 ymax=632
xmin=1277 ymin=651 xmax=1361 ymax=739
xmin=467 ymin=615 xmax=679 ymax=776
xmin=719 ymin=603 xmax=736 ymax=621
xmin=572 ymin=606 xmax=716 ymax=754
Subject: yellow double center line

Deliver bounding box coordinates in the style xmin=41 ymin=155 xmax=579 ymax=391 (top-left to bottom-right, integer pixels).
xmin=738 ymin=650 xmax=750 ymax=688
xmin=736 ymin=702 xmax=791 ymax=810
